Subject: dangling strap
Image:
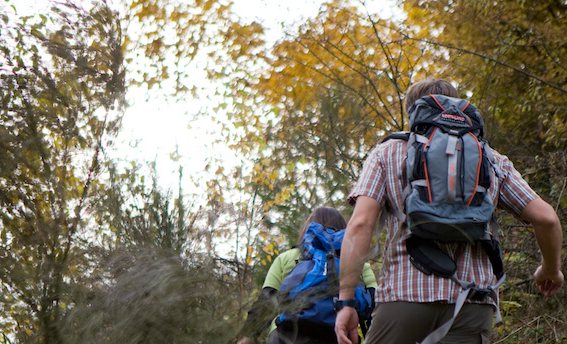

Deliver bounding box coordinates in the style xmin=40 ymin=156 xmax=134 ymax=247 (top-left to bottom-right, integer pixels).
xmin=419 ymin=281 xmax=471 ymax=344
xmin=419 ymin=272 xmax=506 ymax=344
xmin=491 ymin=273 xmax=506 ymax=325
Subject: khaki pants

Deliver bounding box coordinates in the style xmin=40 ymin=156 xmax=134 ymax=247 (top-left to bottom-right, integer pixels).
xmin=364 ymin=302 xmax=494 ymax=344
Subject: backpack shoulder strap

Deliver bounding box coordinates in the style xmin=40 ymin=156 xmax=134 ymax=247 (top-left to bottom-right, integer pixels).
xmin=381 ymin=131 xmax=410 ymax=143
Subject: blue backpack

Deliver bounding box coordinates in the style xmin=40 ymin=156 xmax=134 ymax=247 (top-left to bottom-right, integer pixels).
xmin=276 ymin=222 xmax=374 ymax=330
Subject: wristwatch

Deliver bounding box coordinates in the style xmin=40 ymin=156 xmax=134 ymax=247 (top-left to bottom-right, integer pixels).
xmin=333 ymin=297 xmax=359 ymax=311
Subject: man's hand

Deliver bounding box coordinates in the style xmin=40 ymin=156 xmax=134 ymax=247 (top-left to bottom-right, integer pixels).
xmin=534 ymin=264 xmax=564 ymax=297
xmin=335 ymin=307 xmax=360 ymax=344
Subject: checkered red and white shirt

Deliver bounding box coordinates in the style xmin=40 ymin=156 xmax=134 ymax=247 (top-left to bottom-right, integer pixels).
xmin=348 ymin=138 xmax=538 ymax=306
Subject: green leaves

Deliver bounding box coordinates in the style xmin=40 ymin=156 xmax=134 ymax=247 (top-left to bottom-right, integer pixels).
xmin=0 ymin=0 xmax=125 ymax=340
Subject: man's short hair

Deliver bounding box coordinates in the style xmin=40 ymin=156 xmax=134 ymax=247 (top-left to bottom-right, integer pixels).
xmin=404 ymin=78 xmax=459 ymax=113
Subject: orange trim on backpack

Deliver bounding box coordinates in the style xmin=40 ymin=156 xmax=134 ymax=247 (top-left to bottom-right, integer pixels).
xmin=466 ymin=132 xmax=482 ymax=206
xmin=423 ymin=127 xmax=437 ymax=203
xmin=430 ymin=94 xmax=445 ymax=111
xmin=461 ymin=101 xmax=473 ymax=125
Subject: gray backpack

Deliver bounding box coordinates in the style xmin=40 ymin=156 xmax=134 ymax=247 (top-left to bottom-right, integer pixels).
xmin=405 ymin=94 xmax=494 ymax=241
xmin=383 ymin=95 xmax=505 ymax=344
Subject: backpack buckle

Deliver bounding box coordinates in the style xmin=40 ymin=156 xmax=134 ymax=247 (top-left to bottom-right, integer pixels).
xmin=468 ymin=286 xmax=491 ymax=301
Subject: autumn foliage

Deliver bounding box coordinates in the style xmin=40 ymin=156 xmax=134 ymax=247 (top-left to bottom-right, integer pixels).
xmin=0 ymin=0 xmax=565 ymax=343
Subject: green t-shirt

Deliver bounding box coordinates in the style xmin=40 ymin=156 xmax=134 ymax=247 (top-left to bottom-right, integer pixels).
xmin=263 ymin=247 xmax=378 ymax=290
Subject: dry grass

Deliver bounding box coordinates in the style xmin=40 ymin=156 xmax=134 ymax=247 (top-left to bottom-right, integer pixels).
xmin=59 ymin=247 xmax=245 ymax=344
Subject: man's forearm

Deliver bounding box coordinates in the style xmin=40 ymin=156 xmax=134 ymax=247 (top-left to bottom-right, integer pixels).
xmin=534 ymin=216 xmax=563 ymax=271
xmin=339 ymin=223 xmax=373 ymax=299
xmin=521 ymin=198 xmax=563 ymax=270
xmin=339 ymin=196 xmax=381 ymax=300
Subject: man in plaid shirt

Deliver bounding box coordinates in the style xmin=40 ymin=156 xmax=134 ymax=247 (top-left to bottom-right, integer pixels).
xmin=334 ymin=79 xmax=564 ymax=344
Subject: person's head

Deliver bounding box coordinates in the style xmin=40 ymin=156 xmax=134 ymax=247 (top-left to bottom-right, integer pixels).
xmin=404 ymin=78 xmax=459 ymax=114
xmin=297 ymin=207 xmax=347 ymax=245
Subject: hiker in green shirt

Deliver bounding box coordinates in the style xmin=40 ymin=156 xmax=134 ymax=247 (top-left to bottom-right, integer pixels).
xmin=237 ymin=207 xmax=377 ymax=344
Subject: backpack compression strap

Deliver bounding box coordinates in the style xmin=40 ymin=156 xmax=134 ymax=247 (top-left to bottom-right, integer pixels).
xmin=419 ymin=273 xmax=506 ymax=344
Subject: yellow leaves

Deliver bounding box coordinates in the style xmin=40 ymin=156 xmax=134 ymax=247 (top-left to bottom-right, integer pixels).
xmin=132 ymin=0 xmax=163 ymax=21
xmin=48 ymin=31 xmax=67 ymax=45
xmin=251 ymin=158 xmax=295 ymax=211
xmin=500 ymin=300 xmax=523 ymax=313
xmin=227 ymin=21 xmax=265 ymax=53
xmin=145 ymin=37 xmax=164 ymax=57
xmin=228 ymin=140 xmax=252 ymax=155
xmin=129 ymin=0 xmax=142 ymax=10
xmin=274 ymin=187 xmax=292 ymax=206
xmin=89 ymin=41 xmax=102 ymax=51
xmin=126 ymin=0 xmax=254 ymax=94
xmin=260 ymin=158 xmax=271 ymax=167
xmin=262 ymin=243 xmax=274 ymax=255
xmin=202 ymin=0 xmax=214 ymax=13
xmin=260 ymin=240 xmax=280 ymax=266
xmin=252 ymin=160 xmax=278 ymax=189
xmin=285 ymin=162 xmax=296 ymax=172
